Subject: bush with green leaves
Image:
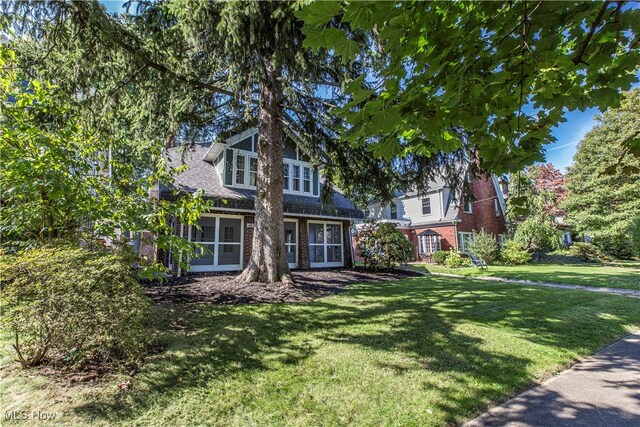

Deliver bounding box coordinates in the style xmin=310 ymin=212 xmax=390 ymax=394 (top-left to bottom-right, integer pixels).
xmin=569 ymin=242 xmax=601 ymax=262
xmin=357 ymin=222 xmax=413 ymax=269
xmin=513 ymin=216 xmax=561 ymax=252
xmin=592 ymin=233 xmax=635 ymax=260
xmin=500 ymin=240 xmax=532 ymax=265
xmin=444 ymin=250 xmax=471 ymax=268
xmin=0 ymin=245 xmax=151 ymax=368
xmin=631 ymin=215 xmax=640 ymax=257
xmin=432 ymin=250 xmax=449 ymax=265
xmin=468 ymin=229 xmax=499 ymax=265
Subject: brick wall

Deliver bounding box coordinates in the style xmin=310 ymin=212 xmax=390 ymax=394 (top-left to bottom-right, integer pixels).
xmin=457 ymin=177 xmax=506 ymax=237
xmin=243 ymin=213 xmax=255 ymax=267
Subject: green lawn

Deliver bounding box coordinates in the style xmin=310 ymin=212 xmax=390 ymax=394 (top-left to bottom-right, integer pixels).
xmin=2 ymin=276 xmax=640 ymax=426
xmin=413 ymin=263 xmax=640 ymax=291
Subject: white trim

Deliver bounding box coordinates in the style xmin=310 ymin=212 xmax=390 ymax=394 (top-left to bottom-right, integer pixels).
xmin=308 ymin=220 xmax=345 ymax=268
xmin=177 ymin=223 xmax=184 ymax=277
xmin=284 ymin=218 xmax=299 ymax=269
xmin=188 ymin=213 xmax=244 ymax=272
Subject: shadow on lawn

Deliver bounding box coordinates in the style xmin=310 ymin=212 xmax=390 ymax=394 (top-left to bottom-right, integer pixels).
xmin=74 ymin=277 xmax=640 ymax=425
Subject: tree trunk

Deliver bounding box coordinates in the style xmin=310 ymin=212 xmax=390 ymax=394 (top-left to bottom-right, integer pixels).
xmin=237 ymin=61 xmax=293 ymax=284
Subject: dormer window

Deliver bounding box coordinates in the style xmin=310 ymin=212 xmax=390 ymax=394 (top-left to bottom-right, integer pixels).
xmin=249 ymin=158 xmax=258 ymax=187
xmin=293 ymin=165 xmax=301 ymax=191
xmin=422 ymin=198 xmax=431 ymax=215
xmin=235 ymin=154 xmax=246 ymax=185
xmin=303 ymin=167 xmax=311 ymax=193
xmin=390 ymin=203 xmax=398 ymax=219
xmin=283 ymin=164 xmax=290 ymax=190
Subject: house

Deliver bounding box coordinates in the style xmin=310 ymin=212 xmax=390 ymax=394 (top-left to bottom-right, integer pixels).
xmin=358 ymin=174 xmax=508 ymax=261
xmin=158 ymin=128 xmax=364 ymax=276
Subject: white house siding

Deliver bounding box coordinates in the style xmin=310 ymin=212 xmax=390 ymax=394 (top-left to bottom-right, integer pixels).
xmin=401 ymin=192 xmax=443 ymax=224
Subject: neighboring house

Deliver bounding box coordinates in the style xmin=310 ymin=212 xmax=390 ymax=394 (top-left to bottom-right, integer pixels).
xmin=358 ymin=175 xmax=508 ymax=261
xmin=158 ymin=127 xmax=363 ymax=276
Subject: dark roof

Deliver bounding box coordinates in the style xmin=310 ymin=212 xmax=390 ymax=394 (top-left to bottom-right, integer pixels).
xmin=161 ymin=145 xmax=364 ymax=220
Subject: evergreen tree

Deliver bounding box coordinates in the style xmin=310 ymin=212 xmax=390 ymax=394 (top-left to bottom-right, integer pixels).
xmin=564 ymin=89 xmax=640 ymax=258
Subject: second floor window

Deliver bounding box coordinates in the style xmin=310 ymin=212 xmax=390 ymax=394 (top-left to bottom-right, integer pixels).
xmin=494 ymin=199 xmax=500 ymax=217
xmin=422 ymin=198 xmax=431 ymax=215
xmin=303 ymin=167 xmax=311 ymax=193
xmin=249 ymin=158 xmax=258 ymax=187
xmin=390 ymin=203 xmax=397 ymax=219
xmin=293 ymin=165 xmax=301 ymax=191
xmin=464 ymin=198 xmax=472 ymax=213
xmin=235 ymin=155 xmax=246 ymax=186
xmin=283 ymin=164 xmax=290 ymax=190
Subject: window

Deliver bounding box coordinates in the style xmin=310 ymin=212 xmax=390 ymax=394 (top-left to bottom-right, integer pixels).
xmin=235 ymin=154 xmax=246 ymax=185
xmin=303 ymin=167 xmax=311 ymax=193
xmin=308 ymin=222 xmax=343 ymax=267
xmin=458 ymin=232 xmax=473 ymax=254
xmin=494 ymin=199 xmax=500 ymax=217
xmin=390 ymin=203 xmax=397 ymax=219
xmin=464 ymin=198 xmax=472 ymax=213
xmin=284 ymin=221 xmax=297 ymax=267
xmin=283 ymin=164 xmax=290 ymax=190
xmin=419 ymin=234 xmax=441 ymax=255
xmin=293 ymin=165 xmax=301 ymax=191
xmin=364 ymin=209 xmax=370 ymax=218
xmin=498 ymin=234 xmax=506 ymax=246
xmin=422 ymin=198 xmax=431 ymax=215
xmin=249 ymin=157 xmax=258 ymax=187
xmin=189 ymin=216 xmax=242 ymax=271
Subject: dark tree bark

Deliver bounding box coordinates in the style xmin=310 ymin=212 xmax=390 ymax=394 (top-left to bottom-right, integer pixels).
xmin=237 ymin=61 xmax=293 ymax=284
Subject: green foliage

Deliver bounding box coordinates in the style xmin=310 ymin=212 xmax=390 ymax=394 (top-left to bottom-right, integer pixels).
xmin=432 ymin=250 xmax=449 ymax=265
xmin=299 ymin=1 xmax=640 ymax=176
xmin=444 ymin=250 xmax=471 ymax=268
xmin=569 ymin=242 xmax=601 ymax=262
xmin=0 ymin=45 xmax=210 ymax=276
xmin=468 ymin=229 xmax=499 ymax=265
xmin=513 ymin=216 xmax=561 ymax=252
xmin=357 ymin=222 xmax=414 ymax=269
xmin=0 ymin=245 xmax=150 ymax=368
xmin=630 ymin=215 xmax=640 ymax=257
xmin=500 ymin=240 xmax=532 ymax=265
xmin=564 ymin=89 xmax=640 ymax=259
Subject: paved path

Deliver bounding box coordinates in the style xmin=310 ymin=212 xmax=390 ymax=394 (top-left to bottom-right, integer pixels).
xmin=428 ymin=272 xmax=640 ymax=297
xmin=464 ymin=330 xmax=640 ymax=427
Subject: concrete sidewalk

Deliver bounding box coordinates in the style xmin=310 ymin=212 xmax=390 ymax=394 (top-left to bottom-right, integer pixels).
xmin=428 ymin=272 xmax=640 ymax=298
xmin=464 ymin=330 xmax=640 ymax=427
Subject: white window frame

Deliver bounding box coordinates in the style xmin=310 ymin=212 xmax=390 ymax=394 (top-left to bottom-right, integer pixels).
xmin=458 ymin=232 xmax=473 ymax=254
xmin=418 ymin=234 xmax=441 ymax=255
xmin=188 ymin=213 xmax=244 ymax=272
xmin=248 ymin=157 xmax=258 ymax=187
xmin=308 ymin=220 xmax=344 ymax=268
xmin=422 ymin=197 xmax=431 ymax=215
xmin=234 ymin=153 xmax=246 ymax=186
xmin=283 ymin=163 xmax=290 ymax=190
xmin=464 ymin=198 xmax=473 ymax=213
xmin=284 ymin=219 xmax=298 ymax=269
xmin=390 ymin=202 xmax=398 ymax=219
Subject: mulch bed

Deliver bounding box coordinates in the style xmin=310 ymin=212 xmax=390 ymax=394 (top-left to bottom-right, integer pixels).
xmin=143 ymin=267 xmax=424 ymax=305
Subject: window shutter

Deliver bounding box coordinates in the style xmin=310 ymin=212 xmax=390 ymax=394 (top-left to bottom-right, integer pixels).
xmin=312 ymin=168 xmax=319 ymax=196
xmin=224 ymin=149 xmax=234 ymax=186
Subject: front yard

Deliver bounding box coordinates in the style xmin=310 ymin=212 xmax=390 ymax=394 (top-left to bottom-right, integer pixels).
xmin=2 ymin=275 xmax=640 ymax=426
xmin=414 ymin=262 xmax=640 ymax=291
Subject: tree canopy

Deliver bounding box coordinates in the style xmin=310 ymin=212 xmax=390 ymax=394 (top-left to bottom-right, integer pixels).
xmin=297 ymin=1 xmax=640 ymax=176
xmin=563 ymin=89 xmax=640 ymax=258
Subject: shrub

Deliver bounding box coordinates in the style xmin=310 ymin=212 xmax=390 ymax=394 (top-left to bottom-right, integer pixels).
xmin=500 ymin=240 xmax=532 ymax=265
xmin=444 ymin=250 xmax=470 ymax=268
xmin=592 ymin=233 xmax=635 ymax=260
xmin=357 ymin=222 xmax=414 ymax=270
xmin=432 ymin=250 xmax=449 ymax=265
xmin=0 ymin=245 xmax=151 ymax=368
xmin=513 ymin=216 xmax=561 ymax=252
xmin=569 ymin=242 xmax=601 ymax=262
xmin=468 ymin=229 xmax=499 ymax=264
xmin=631 ymin=215 xmax=640 ymax=257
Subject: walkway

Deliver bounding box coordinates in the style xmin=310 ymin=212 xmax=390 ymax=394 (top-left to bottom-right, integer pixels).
xmin=428 ymin=272 xmax=640 ymax=297
xmin=464 ymin=330 xmax=640 ymax=426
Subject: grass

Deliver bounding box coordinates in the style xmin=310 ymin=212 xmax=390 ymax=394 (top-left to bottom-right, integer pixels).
xmin=413 ymin=262 xmax=640 ymax=291
xmin=2 ymin=275 xmax=640 ymax=426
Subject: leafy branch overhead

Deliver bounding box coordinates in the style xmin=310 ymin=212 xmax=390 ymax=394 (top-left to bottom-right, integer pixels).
xmin=297 ymin=0 xmax=640 ymax=174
